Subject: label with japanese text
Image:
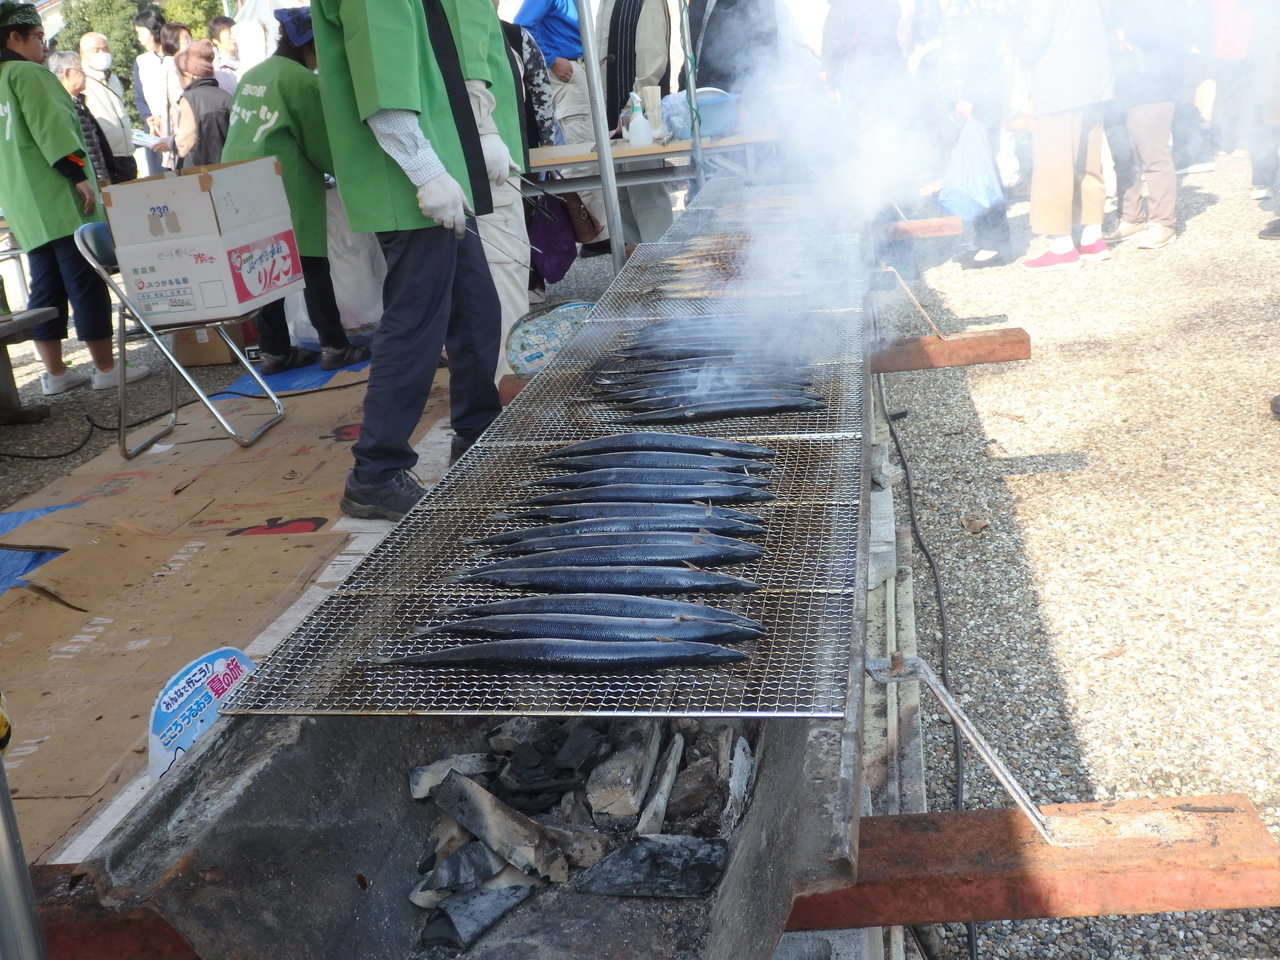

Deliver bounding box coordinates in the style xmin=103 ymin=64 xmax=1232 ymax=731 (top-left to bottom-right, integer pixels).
xmin=227 ymin=230 xmax=300 ymax=302
xmin=148 ymin=647 xmax=254 ymax=782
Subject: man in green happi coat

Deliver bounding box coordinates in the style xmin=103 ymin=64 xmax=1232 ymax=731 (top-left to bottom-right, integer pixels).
xmin=221 ymin=8 xmax=370 ymax=376
xmin=0 ymin=1 xmax=148 ymax=394
xmin=312 ymin=0 xmax=523 ymax=520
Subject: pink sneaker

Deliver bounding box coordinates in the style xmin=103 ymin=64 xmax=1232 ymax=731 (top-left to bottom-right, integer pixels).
xmin=1077 ymin=238 xmax=1112 ymax=261
xmin=1022 ymin=248 xmax=1081 ymax=271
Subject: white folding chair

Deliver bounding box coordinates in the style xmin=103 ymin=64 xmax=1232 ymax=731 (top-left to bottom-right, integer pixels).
xmin=75 ymin=221 xmax=285 ymax=459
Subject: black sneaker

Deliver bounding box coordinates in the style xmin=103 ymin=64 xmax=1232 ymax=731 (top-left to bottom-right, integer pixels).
xmin=320 ymin=344 xmax=372 ymax=371
xmin=579 ymin=240 xmax=612 ymax=258
xmin=450 ymin=434 xmax=478 ymax=464
xmin=259 ymin=347 xmax=318 ymax=376
xmin=339 ymin=468 xmax=426 ymax=521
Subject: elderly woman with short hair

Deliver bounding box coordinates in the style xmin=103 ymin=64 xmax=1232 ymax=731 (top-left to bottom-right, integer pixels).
xmin=45 ymin=50 xmax=111 ymax=187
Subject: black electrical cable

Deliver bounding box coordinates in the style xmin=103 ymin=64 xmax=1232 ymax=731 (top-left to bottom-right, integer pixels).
xmin=0 ymin=415 xmax=95 ymax=459
xmin=869 ymin=285 xmax=979 ymax=960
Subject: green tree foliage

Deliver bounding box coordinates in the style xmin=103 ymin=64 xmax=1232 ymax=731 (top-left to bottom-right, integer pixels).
xmin=159 ymin=0 xmax=225 ymax=39
xmin=59 ymin=0 xmax=150 ymax=124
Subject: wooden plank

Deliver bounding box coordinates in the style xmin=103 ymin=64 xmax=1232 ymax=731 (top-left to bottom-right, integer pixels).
xmin=869 ymin=328 xmax=1031 ymax=374
xmin=874 ymin=217 xmax=964 ymax=240
xmin=528 ymin=128 xmax=777 ymax=170
xmin=787 ymin=795 xmax=1280 ymax=929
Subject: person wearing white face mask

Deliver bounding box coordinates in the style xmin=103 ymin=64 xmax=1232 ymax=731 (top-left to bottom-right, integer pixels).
xmin=77 ymin=31 xmax=135 ymax=181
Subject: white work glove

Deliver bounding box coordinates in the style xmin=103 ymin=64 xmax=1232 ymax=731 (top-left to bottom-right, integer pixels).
xmin=416 ymin=173 xmax=468 ymax=239
xmin=480 ymin=131 xmax=514 ymax=187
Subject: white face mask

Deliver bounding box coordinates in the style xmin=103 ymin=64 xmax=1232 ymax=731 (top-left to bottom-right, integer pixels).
xmin=85 ymin=51 xmax=113 ymax=72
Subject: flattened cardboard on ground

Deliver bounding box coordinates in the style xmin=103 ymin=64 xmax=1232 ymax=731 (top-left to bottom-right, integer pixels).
xmin=0 ymin=498 xmax=214 ymax=552
xmin=172 ymin=488 xmax=345 ymax=538
xmin=3 ymin=524 xmax=345 ymax=860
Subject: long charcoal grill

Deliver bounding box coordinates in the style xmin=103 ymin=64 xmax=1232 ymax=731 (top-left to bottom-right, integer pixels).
xmin=220 ymin=181 xmax=869 ymax=720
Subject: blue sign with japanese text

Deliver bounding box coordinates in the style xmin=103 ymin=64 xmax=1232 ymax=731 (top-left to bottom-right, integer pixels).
xmin=148 ymin=647 xmax=254 ymax=782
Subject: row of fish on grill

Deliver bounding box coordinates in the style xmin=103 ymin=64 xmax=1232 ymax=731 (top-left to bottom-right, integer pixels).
xmin=381 ymin=306 xmax=831 ymax=675
xmin=383 ymin=431 xmax=778 ymax=674
xmin=638 ymin=237 xmax=811 ymax=301
xmin=585 ymin=317 xmax=828 ymax=424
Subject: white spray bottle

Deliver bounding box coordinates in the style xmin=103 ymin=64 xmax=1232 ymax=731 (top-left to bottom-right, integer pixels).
xmin=627 ymin=92 xmax=653 ymax=147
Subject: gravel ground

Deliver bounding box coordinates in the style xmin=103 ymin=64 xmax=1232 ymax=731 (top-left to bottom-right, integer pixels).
xmin=0 ymin=335 xmax=242 ymax=509
xmin=876 ymin=153 xmax=1280 ymax=958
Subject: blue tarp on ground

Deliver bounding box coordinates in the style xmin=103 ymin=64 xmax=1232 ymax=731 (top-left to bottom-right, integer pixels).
xmin=0 ymin=503 xmax=82 ymax=593
xmin=209 ymin=355 xmax=371 ymax=400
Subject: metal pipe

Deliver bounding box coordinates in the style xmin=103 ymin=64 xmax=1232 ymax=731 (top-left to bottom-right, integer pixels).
xmin=0 ymin=761 xmax=49 ymax=960
xmin=575 ymin=0 xmax=627 ymax=274
xmin=865 ymin=654 xmax=1059 ymax=845
xmin=678 ymin=0 xmax=707 ymax=193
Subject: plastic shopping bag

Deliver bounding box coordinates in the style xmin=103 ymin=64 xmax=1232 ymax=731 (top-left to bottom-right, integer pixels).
xmin=937 ymin=120 xmax=1005 ymax=222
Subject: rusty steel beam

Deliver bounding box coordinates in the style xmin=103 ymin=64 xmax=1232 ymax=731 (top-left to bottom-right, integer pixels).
xmin=788 ymin=795 xmax=1280 ymax=930
xmin=868 ymin=328 xmax=1031 ymax=375
xmin=31 ymin=864 xmax=199 ymax=960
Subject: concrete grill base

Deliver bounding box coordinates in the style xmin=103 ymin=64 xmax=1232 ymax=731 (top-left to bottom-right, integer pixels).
xmin=80 ymin=712 xmax=857 ymax=960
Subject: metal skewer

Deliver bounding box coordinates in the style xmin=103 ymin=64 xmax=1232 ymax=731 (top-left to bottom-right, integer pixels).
xmin=464 ymin=225 xmax=534 ymax=273
xmin=464 ymin=204 xmax=544 ymax=255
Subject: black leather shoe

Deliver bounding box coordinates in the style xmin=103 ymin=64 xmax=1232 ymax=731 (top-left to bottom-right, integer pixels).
xmin=450 ymin=434 xmax=478 ymax=464
xmin=579 ymin=240 xmax=612 ymax=258
xmin=957 ymin=250 xmax=1009 ymax=270
xmin=259 ymin=346 xmax=318 ymax=376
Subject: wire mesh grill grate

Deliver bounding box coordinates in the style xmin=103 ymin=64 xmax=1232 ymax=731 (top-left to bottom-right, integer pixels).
xmin=220 ymin=180 xmax=868 ymax=719
xmin=221 ymin=588 xmax=859 ymax=717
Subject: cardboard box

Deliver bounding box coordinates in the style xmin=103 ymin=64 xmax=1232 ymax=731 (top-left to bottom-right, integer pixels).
xmin=102 ymin=157 xmax=304 ymax=327
xmin=168 ymin=322 xmax=247 ymax=366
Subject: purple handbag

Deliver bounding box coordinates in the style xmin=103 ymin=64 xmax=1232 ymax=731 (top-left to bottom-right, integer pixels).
xmin=524 ymin=193 xmax=578 ymax=285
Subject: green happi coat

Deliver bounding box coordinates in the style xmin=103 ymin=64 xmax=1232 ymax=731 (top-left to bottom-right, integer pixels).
xmin=311 ymin=0 xmax=523 ymax=234
xmin=221 ymin=56 xmax=334 ymax=258
xmin=0 ymin=57 xmax=103 ymax=251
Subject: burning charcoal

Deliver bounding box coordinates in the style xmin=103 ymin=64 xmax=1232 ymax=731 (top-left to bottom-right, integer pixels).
xmin=487 ymin=785 xmax=564 ymax=815
xmin=419 ymin=866 xmax=541 ymax=948
xmin=512 ymin=742 xmax=543 ymax=767
xmin=671 ymin=717 xmax=700 ymax=740
xmin=585 ymin=720 xmax=663 ymax=831
xmin=720 ymin=737 xmax=754 ymax=837
xmin=496 ymin=759 xmax=584 ymax=797
xmin=553 ymin=723 xmax=614 ymax=775
xmin=408 ymin=880 xmax=450 ymax=911
xmin=559 ymin=789 xmax=594 ymax=826
xmin=417 ymin=806 xmax=473 ymax=874
xmin=420 ymin=840 xmax=508 ymax=893
xmin=534 ymin=819 xmax=615 ymax=869
xmin=574 ymin=835 xmax=729 ymax=898
xmin=636 ymin=733 xmax=684 ymax=836
xmin=666 ymin=755 xmax=720 ymax=820
xmin=487 ymin=717 xmax=561 ymax=755
xmin=409 ymin=754 xmax=500 ymax=800
xmin=434 ymin=771 xmax=569 ymax=883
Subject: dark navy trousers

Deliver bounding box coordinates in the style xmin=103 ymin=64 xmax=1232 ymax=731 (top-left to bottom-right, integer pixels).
xmin=352 ymin=223 xmax=501 ymax=483
xmin=26 ymin=234 xmax=113 ymax=343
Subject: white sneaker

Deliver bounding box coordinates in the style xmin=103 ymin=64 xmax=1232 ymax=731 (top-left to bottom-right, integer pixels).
xmin=40 ymin=367 xmax=90 ymax=395
xmin=1251 ymin=187 xmax=1274 ymax=201
xmin=92 ymin=363 xmax=151 ymax=390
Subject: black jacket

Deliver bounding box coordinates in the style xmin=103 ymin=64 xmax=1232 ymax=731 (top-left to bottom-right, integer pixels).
xmin=178 ymin=78 xmax=231 ymax=169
